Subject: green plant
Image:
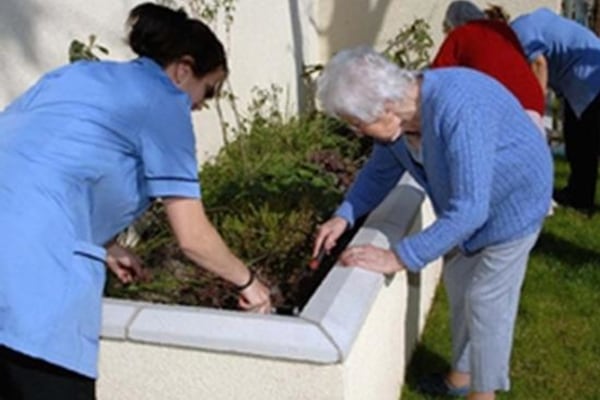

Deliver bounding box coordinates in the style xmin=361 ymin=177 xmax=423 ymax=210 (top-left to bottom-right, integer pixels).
xmin=80 ymin=14 xmax=428 ymax=310
xmin=63 ymin=24 xmax=359 ymax=310
xmin=191 ymin=0 xmax=236 ymax=31
xmin=301 ymin=18 xmax=434 ymax=116
xmin=68 ymin=35 xmax=109 ymax=63
xmin=105 ymin=126 xmax=364 ymax=308
xmin=106 ymin=89 xmax=368 ymax=308
xmin=157 ymin=0 xmax=237 ymax=32
xmin=383 ymin=18 xmax=433 ymax=69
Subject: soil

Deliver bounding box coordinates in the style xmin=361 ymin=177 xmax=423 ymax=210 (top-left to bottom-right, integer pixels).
xmin=105 ymin=218 xmax=363 ymax=316
xmin=104 ymin=131 xmax=371 ymax=315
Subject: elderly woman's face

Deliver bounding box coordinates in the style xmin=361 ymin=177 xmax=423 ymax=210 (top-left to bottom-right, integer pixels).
xmin=343 ymin=111 xmax=402 ymax=142
xmin=343 ymin=98 xmax=420 ymax=143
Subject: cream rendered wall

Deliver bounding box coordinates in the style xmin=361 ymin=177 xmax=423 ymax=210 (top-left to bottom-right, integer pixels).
xmin=313 ymin=0 xmax=561 ymax=60
xmin=0 ymin=0 xmax=138 ymax=106
xmin=0 ymin=0 xmax=560 ymax=164
xmin=0 ymin=0 xmax=320 ymax=164
xmin=99 ymin=341 xmax=345 ymax=400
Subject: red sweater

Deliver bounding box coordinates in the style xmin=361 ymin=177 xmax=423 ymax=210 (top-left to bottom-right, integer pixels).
xmin=431 ymin=20 xmax=544 ymax=114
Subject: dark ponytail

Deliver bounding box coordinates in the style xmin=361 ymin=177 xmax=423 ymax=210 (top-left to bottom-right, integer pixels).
xmin=127 ymin=3 xmax=227 ymax=77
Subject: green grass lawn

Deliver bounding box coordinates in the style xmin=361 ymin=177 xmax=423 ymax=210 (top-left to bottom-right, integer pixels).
xmin=401 ymin=157 xmax=600 ymax=399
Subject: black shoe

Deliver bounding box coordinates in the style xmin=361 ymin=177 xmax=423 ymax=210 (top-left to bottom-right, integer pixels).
xmin=552 ymin=188 xmax=571 ymax=206
xmin=416 ymin=373 xmax=469 ymax=397
xmin=553 ymin=188 xmax=595 ymax=216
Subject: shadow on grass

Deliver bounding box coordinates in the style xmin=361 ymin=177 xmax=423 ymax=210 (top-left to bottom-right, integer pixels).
xmin=533 ymin=230 xmax=600 ymax=267
xmin=403 ymin=345 xmax=451 ymax=397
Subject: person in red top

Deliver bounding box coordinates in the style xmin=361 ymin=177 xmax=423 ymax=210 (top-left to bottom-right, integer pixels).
xmin=431 ymin=0 xmax=545 ymax=133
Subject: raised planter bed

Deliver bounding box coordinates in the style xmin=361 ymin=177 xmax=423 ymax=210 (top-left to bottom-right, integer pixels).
xmin=97 ymin=174 xmax=442 ymax=400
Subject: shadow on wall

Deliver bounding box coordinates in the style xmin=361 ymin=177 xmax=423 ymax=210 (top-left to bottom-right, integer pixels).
xmin=361 ymin=181 xmax=427 ymax=368
xmin=318 ymin=0 xmax=395 ymax=56
xmin=0 ymin=0 xmax=42 ymax=101
xmin=288 ymin=0 xmax=306 ymax=112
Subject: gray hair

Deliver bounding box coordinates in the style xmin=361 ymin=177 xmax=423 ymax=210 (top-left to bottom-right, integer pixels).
xmin=444 ymin=1 xmax=485 ymax=30
xmin=316 ymin=46 xmax=417 ymax=123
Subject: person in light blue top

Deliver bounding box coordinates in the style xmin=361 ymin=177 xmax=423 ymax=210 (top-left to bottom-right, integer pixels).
xmin=313 ymin=47 xmax=552 ymax=399
xmin=511 ymin=8 xmax=600 ymax=213
xmin=0 ymin=3 xmax=271 ymax=399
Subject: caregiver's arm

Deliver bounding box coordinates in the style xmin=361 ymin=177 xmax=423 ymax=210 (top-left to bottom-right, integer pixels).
xmin=163 ymin=197 xmax=271 ymax=313
xmin=530 ymin=54 xmax=548 ymax=96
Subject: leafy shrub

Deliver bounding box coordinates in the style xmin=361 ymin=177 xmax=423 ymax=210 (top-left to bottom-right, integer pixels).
xmin=383 ymin=18 xmax=433 ymax=69
xmin=68 ymin=35 xmax=108 ymax=62
xmin=103 ymin=17 xmax=434 ymax=310
xmin=106 ymin=106 xmax=370 ymax=309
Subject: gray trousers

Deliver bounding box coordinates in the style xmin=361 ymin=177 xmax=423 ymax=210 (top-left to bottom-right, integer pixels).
xmin=443 ymin=231 xmax=540 ymax=392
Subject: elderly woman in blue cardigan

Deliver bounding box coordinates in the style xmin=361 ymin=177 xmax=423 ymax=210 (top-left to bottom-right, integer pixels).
xmin=312 ymin=47 xmax=552 ymax=400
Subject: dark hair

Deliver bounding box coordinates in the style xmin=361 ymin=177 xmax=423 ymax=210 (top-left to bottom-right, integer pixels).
xmin=484 ymin=4 xmax=510 ymax=22
xmin=127 ymin=3 xmax=228 ymax=77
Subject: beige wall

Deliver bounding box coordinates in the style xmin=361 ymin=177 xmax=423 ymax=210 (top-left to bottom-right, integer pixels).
xmin=190 ymin=0 xmax=321 ymax=163
xmin=0 ymin=0 xmax=559 ymax=164
xmin=0 ymin=0 xmax=320 ymax=164
xmin=314 ymin=0 xmax=561 ymax=59
xmin=99 ymin=341 xmax=345 ymax=400
xmin=0 ymin=0 xmax=138 ymax=104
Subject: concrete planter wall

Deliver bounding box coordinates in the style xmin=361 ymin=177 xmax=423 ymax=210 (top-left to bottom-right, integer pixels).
xmin=98 ymin=175 xmax=442 ymax=400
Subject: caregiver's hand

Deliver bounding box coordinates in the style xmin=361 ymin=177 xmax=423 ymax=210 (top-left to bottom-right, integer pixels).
xmin=237 ymin=273 xmax=272 ymax=314
xmin=106 ymin=243 xmax=147 ymax=284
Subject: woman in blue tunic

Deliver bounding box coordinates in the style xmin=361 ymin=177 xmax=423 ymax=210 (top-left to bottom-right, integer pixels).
xmin=313 ymin=47 xmax=552 ymax=400
xmin=511 ymin=8 xmax=600 ymax=214
xmin=0 ymin=3 xmax=271 ymax=398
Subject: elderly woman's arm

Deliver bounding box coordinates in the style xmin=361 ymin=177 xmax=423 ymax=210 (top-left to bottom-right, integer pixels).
xmin=163 ymin=197 xmax=271 ymax=313
xmin=335 ymin=143 xmax=406 ymax=225
xmin=314 ymin=143 xmax=404 ymax=258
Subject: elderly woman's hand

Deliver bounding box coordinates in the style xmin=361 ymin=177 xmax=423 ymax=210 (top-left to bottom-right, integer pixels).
xmin=313 ymin=216 xmax=349 ymax=259
xmin=339 ymin=244 xmax=405 ymax=274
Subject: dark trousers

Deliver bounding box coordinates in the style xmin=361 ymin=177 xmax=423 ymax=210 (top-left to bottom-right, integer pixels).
xmin=563 ymin=93 xmax=600 ymax=209
xmin=0 ymin=346 xmax=95 ymax=400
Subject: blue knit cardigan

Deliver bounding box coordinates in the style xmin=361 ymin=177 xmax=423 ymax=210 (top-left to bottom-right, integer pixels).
xmin=335 ymin=68 xmax=552 ymax=271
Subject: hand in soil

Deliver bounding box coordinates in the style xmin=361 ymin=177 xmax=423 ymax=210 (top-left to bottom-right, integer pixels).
xmin=238 ymin=277 xmax=272 ymax=314
xmin=106 ymin=243 xmax=148 ymax=284
xmin=312 ymin=216 xmax=349 ymax=260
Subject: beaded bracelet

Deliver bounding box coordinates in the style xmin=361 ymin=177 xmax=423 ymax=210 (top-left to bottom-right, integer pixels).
xmin=235 ymin=270 xmax=255 ymax=291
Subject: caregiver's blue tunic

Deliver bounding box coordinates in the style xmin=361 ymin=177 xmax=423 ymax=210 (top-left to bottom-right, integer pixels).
xmin=0 ymin=57 xmax=201 ymax=378
xmin=511 ymin=8 xmax=600 ymax=118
